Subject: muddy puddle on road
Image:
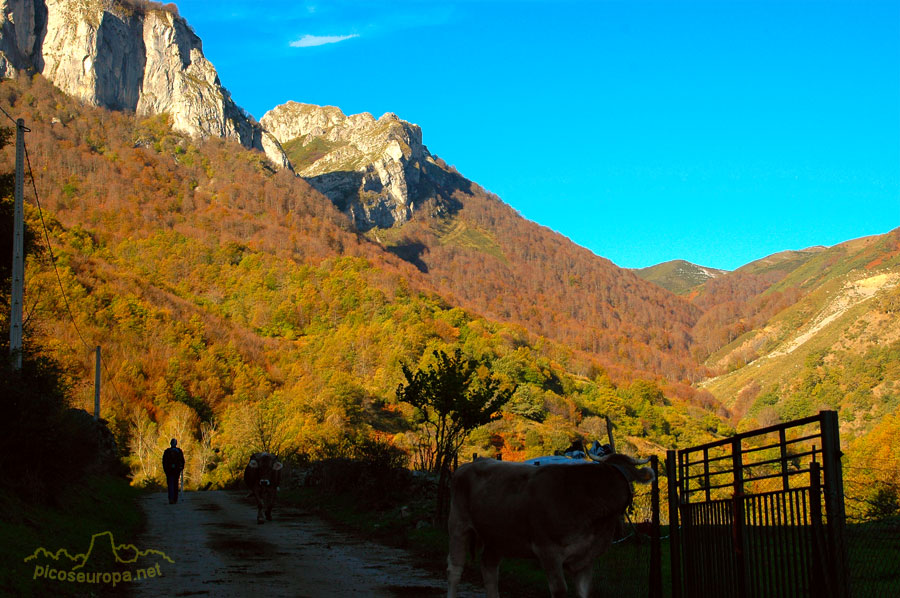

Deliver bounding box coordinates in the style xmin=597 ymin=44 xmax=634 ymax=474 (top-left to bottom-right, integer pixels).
xmin=136 ymin=490 xmax=481 ymax=598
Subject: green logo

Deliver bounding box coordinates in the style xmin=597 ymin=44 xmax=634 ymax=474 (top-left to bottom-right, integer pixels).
xmin=25 ymin=531 xmax=173 ymax=587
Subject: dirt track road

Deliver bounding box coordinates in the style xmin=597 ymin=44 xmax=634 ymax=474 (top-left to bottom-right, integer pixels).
xmin=135 ymin=490 xmax=480 ymax=597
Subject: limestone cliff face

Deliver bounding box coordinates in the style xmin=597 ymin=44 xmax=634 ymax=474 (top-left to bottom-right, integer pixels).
xmin=262 ymin=101 xmax=463 ymax=230
xmin=0 ymin=0 xmax=289 ymax=169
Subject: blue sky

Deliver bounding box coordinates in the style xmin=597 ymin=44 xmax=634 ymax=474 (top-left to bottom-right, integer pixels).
xmin=174 ymin=0 xmax=899 ymax=270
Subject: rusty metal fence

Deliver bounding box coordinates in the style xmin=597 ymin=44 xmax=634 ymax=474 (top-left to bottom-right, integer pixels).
xmin=666 ymin=411 xmax=849 ymax=598
xmin=598 ymin=411 xmax=899 ymax=598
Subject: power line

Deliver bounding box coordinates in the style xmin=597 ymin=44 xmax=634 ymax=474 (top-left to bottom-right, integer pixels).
xmin=22 ymin=136 xmax=128 ymax=408
xmin=23 ymin=140 xmax=93 ymax=353
xmin=0 ymin=102 xmax=18 ymax=126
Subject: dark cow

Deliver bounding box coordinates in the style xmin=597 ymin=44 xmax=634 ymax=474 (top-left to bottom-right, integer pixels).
xmin=244 ymin=452 xmax=283 ymax=524
xmin=447 ymin=452 xmax=655 ymax=598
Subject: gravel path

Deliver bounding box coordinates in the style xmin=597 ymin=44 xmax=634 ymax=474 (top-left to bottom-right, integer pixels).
xmin=134 ymin=490 xmax=481 ymax=597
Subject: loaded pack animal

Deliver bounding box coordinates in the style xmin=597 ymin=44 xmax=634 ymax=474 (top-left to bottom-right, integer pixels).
xmin=244 ymin=452 xmax=283 ymax=524
xmin=447 ymin=452 xmax=655 ymax=598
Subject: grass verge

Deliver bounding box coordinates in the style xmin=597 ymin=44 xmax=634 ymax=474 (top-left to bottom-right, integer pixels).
xmin=0 ymin=475 xmax=144 ymax=597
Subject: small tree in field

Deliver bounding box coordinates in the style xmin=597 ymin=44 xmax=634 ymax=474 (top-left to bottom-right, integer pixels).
xmin=397 ymin=348 xmax=514 ymax=523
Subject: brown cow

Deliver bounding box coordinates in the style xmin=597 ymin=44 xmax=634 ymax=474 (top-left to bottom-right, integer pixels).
xmin=447 ymin=453 xmax=654 ymax=598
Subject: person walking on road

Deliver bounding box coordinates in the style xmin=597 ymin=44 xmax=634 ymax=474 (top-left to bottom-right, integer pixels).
xmin=162 ymin=438 xmax=185 ymax=504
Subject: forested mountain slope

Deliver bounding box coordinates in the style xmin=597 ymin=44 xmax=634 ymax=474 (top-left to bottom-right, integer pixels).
xmin=679 ymin=232 xmax=900 ymax=518
xmin=264 ymin=102 xmax=705 ymax=383
xmin=1 ymin=0 xmax=895 ymax=508
xmin=701 ymin=230 xmax=900 ymax=433
xmin=0 ymin=0 xmax=711 ymax=387
xmin=0 ymin=74 xmax=723 ymax=487
xmin=686 ymin=247 xmax=826 ymax=364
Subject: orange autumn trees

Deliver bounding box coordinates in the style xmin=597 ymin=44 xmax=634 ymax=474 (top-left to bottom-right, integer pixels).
xmin=1 ymin=73 xmax=723 ymax=490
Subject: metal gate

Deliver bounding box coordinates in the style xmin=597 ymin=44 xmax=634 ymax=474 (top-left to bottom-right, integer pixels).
xmin=666 ymin=411 xmax=850 ymax=598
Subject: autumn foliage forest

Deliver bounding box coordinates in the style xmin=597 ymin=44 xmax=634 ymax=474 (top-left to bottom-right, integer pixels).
xmin=367 ymin=189 xmax=707 ymax=384
xmin=1 ymin=73 xmax=897 ymax=517
xmin=0 ymin=75 xmax=728 ymax=491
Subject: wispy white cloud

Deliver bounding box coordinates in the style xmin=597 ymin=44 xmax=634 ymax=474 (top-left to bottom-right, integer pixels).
xmin=290 ymin=33 xmax=359 ymax=48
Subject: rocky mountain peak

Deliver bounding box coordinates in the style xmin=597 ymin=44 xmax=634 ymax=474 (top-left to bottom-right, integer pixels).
xmin=262 ymin=101 xmax=458 ymax=231
xmin=0 ymin=0 xmax=290 ymax=169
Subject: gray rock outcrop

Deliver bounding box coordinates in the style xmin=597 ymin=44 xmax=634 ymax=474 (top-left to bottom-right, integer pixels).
xmin=262 ymin=101 xmax=464 ymax=230
xmin=0 ymin=0 xmax=290 ymax=169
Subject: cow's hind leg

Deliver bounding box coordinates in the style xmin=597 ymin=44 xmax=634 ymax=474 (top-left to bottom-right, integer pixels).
xmin=480 ymin=548 xmax=501 ymax=598
xmin=536 ymin=550 xmax=568 ymax=598
xmin=572 ymin=563 xmax=595 ymax=598
xmin=446 ymin=528 xmax=468 ymax=598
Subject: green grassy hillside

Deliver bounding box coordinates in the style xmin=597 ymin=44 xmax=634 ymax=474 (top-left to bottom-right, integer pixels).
xmin=688 ymin=246 xmax=827 ymax=363
xmin=694 ymin=233 xmax=900 ymax=520
xmin=701 ymin=230 xmax=900 ymax=438
xmin=0 ymin=476 xmax=143 ymax=597
xmin=633 ymin=259 xmax=727 ymax=295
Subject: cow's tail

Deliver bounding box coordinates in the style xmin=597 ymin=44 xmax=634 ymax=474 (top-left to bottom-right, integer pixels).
xmin=595 ymin=453 xmax=656 ymax=484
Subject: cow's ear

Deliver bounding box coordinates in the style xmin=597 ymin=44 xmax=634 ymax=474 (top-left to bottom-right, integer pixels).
xmin=273 ymin=461 xmax=283 ymax=471
xmin=248 ymin=459 xmax=259 ymax=468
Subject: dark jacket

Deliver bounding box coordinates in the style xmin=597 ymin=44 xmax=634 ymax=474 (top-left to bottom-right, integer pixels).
xmin=162 ymin=447 xmax=185 ymax=475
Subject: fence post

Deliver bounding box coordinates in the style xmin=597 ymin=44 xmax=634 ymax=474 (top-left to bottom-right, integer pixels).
xmin=779 ymin=427 xmax=790 ymax=491
xmin=649 ymin=455 xmax=662 ymax=598
xmin=666 ymin=450 xmax=682 ymax=598
xmin=809 ymin=461 xmax=829 ymax=598
xmin=820 ymin=410 xmax=850 ymax=598
xmin=703 ymin=447 xmax=710 ymax=502
xmin=731 ymin=437 xmax=747 ymax=598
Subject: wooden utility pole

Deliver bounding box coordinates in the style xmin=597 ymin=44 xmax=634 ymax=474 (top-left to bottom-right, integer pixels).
xmin=9 ymin=118 xmax=25 ymax=370
xmin=604 ymin=415 xmax=616 ymax=452
xmin=93 ymin=346 xmax=101 ymax=421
